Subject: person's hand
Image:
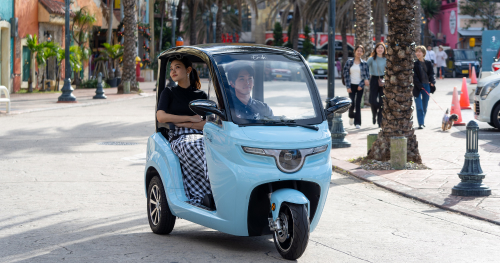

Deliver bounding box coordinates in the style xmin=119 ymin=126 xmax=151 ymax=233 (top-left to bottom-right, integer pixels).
xmin=364 ymin=80 xmax=370 ymax=86
xmin=347 ymin=88 xmax=352 ymax=93
xmin=188 ymin=115 xmax=203 ymax=123
xmin=430 ymin=83 xmax=434 ymax=87
xmin=358 ymin=86 xmax=363 ymax=91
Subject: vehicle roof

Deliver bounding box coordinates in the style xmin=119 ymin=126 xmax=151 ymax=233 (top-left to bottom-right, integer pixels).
xmin=158 ymin=43 xmax=299 ymax=59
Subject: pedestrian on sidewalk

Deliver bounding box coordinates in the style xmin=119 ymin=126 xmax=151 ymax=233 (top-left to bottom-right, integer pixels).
xmin=413 ymin=45 xmax=436 ymax=129
xmin=435 ymin=45 xmax=448 ymax=78
xmin=425 ymin=45 xmax=436 ymax=73
xmin=367 ymin=42 xmax=387 ymax=127
xmin=343 ymin=45 xmax=370 ymax=129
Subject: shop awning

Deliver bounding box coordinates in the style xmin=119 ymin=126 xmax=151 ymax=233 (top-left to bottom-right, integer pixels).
xmin=458 ymin=30 xmax=483 ymax=37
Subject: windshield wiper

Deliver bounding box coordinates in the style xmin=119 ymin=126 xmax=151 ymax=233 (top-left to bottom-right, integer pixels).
xmin=239 ymin=120 xmax=319 ymax=131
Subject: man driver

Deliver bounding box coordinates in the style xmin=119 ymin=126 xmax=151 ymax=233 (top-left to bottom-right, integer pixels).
xmin=227 ymin=64 xmax=273 ymax=120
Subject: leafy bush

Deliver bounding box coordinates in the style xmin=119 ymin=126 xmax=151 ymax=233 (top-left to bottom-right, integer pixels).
xmin=79 ymin=79 xmax=110 ymax=89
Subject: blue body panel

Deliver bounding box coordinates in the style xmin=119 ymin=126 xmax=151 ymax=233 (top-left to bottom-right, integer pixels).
xmin=144 ymin=121 xmax=332 ymax=236
xmin=270 ymin=189 xmax=310 ymax=220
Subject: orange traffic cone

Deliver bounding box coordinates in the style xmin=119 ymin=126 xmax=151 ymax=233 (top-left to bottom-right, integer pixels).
xmin=468 ymin=64 xmax=472 ymax=79
xmin=460 ymin=77 xmax=471 ymax=109
xmin=451 ymin=87 xmax=465 ymax=126
xmin=470 ymin=66 xmax=477 ymax=84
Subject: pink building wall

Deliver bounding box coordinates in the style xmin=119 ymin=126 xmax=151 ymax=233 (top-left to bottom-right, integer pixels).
xmin=427 ymin=1 xmax=458 ymax=48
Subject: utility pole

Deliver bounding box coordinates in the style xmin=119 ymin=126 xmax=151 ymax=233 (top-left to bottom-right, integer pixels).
xmin=327 ymin=0 xmax=336 ymax=126
xmin=58 ymin=0 xmax=76 ymax=103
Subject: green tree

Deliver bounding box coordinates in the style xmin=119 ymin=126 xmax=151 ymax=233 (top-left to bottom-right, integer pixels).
xmin=26 ymin=34 xmax=43 ymax=92
xmin=99 ymin=43 xmax=124 ymax=79
xmin=302 ymin=26 xmax=313 ymax=58
xmin=421 ymin=0 xmax=441 ymax=46
xmin=36 ymin=41 xmax=59 ymax=91
xmin=269 ymin=0 xmax=305 ymax=51
xmin=273 ymin=22 xmax=284 ymax=46
xmin=460 ymin=0 xmax=500 ymax=30
xmin=55 ymin=46 xmax=82 ymax=89
xmin=284 ymin=23 xmax=293 ymax=48
xmin=71 ymin=7 xmax=96 ymax=83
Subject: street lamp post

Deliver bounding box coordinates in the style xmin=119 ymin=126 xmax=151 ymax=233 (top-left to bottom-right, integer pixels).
xmin=313 ymin=20 xmax=318 ymax=54
xmin=211 ymin=4 xmax=218 ymax=43
xmin=58 ymin=0 xmax=76 ymax=103
xmin=169 ymin=0 xmax=180 ymax=48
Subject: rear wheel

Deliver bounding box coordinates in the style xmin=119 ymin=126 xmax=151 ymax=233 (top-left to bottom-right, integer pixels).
xmin=147 ymin=176 xmax=176 ymax=234
xmin=273 ymin=203 xmax=309 ymax=260
xmin=491 ymin=104 xmax=500 ymax=130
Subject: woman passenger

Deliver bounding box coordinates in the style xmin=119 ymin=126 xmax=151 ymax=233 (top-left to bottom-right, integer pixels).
xmin=156 ymin=56 xmax=212 ymax=205
xmin=413 ymin=45 xmax=436 ymax=129
xmin=343 ymin=45 xmax=370 ymax=129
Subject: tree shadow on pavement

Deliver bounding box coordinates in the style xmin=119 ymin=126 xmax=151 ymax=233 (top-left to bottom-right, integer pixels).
xmin=0 ymin=121 xmax=154 ymax=157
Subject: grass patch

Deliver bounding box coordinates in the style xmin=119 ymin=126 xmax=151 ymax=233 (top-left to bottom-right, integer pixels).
xmin=348 ymin=156 xmax=373 ymax=165
xmin=16 ymin=89 xmax=61 ymax=94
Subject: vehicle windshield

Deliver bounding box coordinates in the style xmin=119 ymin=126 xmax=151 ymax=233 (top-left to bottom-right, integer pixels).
xmin=308 ymin=56 xmax=328 ymax=63
xmin=213 ymin=53 xmax=322 ymax=125
xmin=454 ymin=50 xmax=476 ymax=60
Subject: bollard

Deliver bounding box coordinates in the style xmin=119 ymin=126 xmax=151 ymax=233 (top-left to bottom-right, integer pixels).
xmin=367 ymin=134 xmax=378 ymax=154
xmin=93 ymin=73 xmax=107 ymax=99
xmin=452 ymin=120 xmax=491 ymax=196
xmin=331 ymin=113 xmax=351 ymax=148
xmin=390 ymin=137 xmax=407 ymax=170
xmin=123 ymin=81 xmax=130 ymax=94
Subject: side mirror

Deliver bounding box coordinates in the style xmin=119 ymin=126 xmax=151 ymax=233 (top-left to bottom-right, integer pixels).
xmin=325 ymin=96 xmax=352 ymax=116
xmin=189 ymin=99 xmax=226 ymax=121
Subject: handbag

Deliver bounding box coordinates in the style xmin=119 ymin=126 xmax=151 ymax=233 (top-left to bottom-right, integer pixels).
xmin=376 ymin=60 xmax=385 ymax=87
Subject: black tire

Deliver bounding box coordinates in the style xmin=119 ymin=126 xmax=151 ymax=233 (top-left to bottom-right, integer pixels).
xmin=147 ymin=176 xmax=176 ymax=234
xmin=491 ymin=104 xmax=500 ymax=130
xmin=487 ymin=122 xmax=497 ymax=128
xmin=273 ymin=203 xmax=310 ymax=260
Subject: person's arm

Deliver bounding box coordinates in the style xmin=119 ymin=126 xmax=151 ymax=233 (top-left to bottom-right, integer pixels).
xmin=413 ymin=61 xmax=423 ymax=89
xmin=343 ymin=60 xmax=352 ymax=92
xmin=427 ymin=61 xmax=436 ymax=85
xmin=176 ymin=120 xmax=206 ymax=131
xmin=156 ymin=111 xmax=202 ymax=124
xmin=361 ymin=62 xmax=370 ymax=87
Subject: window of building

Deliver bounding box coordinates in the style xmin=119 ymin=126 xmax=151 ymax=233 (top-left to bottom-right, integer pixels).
xmin=242 ymin=5 xmax=252 ymax=32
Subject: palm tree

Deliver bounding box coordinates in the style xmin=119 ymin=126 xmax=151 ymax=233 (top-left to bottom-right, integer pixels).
xmin=99 ymin=43 xmax=124 ymax=79
xmin=367 ymin=0 xmax=422 ymax=163
xmin=354 ymin=0 xmax=373 ymax=59
xmin=414 ymin=0 xmax=422 ymax=45
xmin=123 ymin=0 xmax=138 ymax=92
xmin=37 ymin=41 xmax=59 ymax=91
xmin=269 ymin=0 xmax=305 ymax=51
xmin=186 ymin=0 xmax=200 ymax=44
xmin=372 ymin=0 xmax=387 ymax=43
xmin=71 ymin=7 xmax=96 ymax=83
xmin=55 ymin=46 xmax=82 ymax=90
xmin=26 ymin=34 xmax=43 ymax=93
xmin=421 ymin=0 xmax=441 ymax=46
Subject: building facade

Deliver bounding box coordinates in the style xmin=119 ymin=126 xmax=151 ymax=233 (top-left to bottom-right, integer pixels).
xmin=0 ymin=0 xmax=14 ymax=92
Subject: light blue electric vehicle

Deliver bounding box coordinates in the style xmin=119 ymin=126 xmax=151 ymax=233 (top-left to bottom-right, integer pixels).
xmin=144 ymin=44 xmax=351 ymax=260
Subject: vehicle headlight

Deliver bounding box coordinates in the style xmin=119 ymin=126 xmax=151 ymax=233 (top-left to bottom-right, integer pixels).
xmin=454 ymin=62 xmax=461 ymax=66
xmin=481 ymin=80 xmax=500 ymax=100
xmin=242 ymin=145 xmax=328 ymax=173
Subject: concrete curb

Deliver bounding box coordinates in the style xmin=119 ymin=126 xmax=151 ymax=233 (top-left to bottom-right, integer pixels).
xmin=331 ymin=158 xmax=500 ymax=226
xmin=3 ymin=93 xmax=155 ymax=116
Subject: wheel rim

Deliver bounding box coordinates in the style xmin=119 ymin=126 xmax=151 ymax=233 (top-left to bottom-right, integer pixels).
xmin=149 ymin=185 xmax=161 ymax=226
xmin=274 ymin=207 xmax=293 ymax=252
xmin=497 ymin=110 xmax=500 ymax=123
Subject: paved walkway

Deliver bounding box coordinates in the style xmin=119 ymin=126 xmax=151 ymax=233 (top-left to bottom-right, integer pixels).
xmin=0 ymin=82 xmax=157 ymax=115
xmin=330 ymin=77 xmax=500 ymax=225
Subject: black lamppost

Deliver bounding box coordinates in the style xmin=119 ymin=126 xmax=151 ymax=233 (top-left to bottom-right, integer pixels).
xmin=211 ymin=4 xmax=218 ymax=43
xmin=169 ymin=0 xmax=180 ymax=48
xmin=58 ymin=0 xmax=76 ymax=103
xmin=327 ymin=0 xmax=336 ymax=123
xmin=313 ymin=20 xmax=318 ymax=54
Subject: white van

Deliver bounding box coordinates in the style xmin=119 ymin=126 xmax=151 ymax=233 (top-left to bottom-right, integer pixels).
xmin=474 ymin=71 xmax=500 ymax=129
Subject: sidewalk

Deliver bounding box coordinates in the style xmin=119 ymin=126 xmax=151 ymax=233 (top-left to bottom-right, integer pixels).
xmin=0 ymin=82 xmax=157 ymax=115
xmin=331 ymin=77 xmax=500 ymax=225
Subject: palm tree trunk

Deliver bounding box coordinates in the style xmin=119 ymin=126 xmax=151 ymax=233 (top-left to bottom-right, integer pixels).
xmin=292 ymin=4 xmax=301 ymax=51
xmin=188 ymin=0 xmax=198 ymax=45
xmin=123 ymin=0 xmax=138 ymax=91
xmin=107 ymin=0 xmax=114 ymax=44
xmin=159 ymin=1 xmax=165 ymax=50
xmin=354 ymin=0 xmax=373 ymax=59
xmin=341 ymin=21 xmax=348 ymax=66
xmin=176 ymin=0 xmax=184 ymax=35
xmin=238 ymin=0 xmax=243 ymax=37
xmin=414 ymin=0 xmax=421 ymax=45
xmin=367 ymin=0 xmax=422 ymax=163
xmin=216 ymin=0 xmax=223 ymax=43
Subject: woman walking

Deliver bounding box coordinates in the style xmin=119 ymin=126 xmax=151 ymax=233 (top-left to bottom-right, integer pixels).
xmin=413 ymin=45 xmax=436 ymax=129
xmin=367 ymin=42 xmax=387 ymax=127
xmin=343 ymin=45 xmax=370 ymax=129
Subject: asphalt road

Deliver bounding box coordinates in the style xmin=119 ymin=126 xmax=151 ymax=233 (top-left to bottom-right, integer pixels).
xmin=1 ymin=96 xmax=500 ymax=262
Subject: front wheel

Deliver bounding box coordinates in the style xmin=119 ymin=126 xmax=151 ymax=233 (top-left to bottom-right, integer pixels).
xmin=147 ymin=176 xmax=176 ymax=234
xmin=273 ymin=203 xmax=310 ymax=260
xmin=491 ymin=104 xmax=500 ymax=130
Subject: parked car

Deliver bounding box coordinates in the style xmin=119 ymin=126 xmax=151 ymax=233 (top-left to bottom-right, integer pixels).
xmin=474 ymin=71 xmax=500 ymax=129
xmin=444 ymin=49 xmax=480 ymax=78
xmin=307 ymin=55 xmax=328 ymax=79
xmin=264 ymin=61 xmax=292 ymax=81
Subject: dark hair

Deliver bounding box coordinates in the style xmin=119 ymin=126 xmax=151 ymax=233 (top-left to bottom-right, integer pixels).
xmin=354 ymin=45 xmax=365 ymax=54
xmin=171 ymin=56 xmax=201 ymax=90
xmin=370 ymin=42 xmax=386 ymax=60
xmin=227 ymin=64 xmax=255 ymax=84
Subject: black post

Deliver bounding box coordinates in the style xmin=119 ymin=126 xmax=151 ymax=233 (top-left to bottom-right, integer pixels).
xmin=326 ymin=0 xmax=336 ymax=128
xmin=58 ymin=0 xmax=76 ymax=103
xmin=171 ymin=3 xmax=177 ymax=48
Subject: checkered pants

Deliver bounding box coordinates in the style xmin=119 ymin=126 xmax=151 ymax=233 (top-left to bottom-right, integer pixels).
xmin=170 ymin=127 xmax=212 ymax=204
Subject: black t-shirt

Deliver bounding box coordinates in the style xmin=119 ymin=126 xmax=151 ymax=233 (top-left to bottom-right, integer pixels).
xmin=157 ymin=85 xmax=208 ymax=116
xmin=231 ymin=94 xmax=273 ymax=120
